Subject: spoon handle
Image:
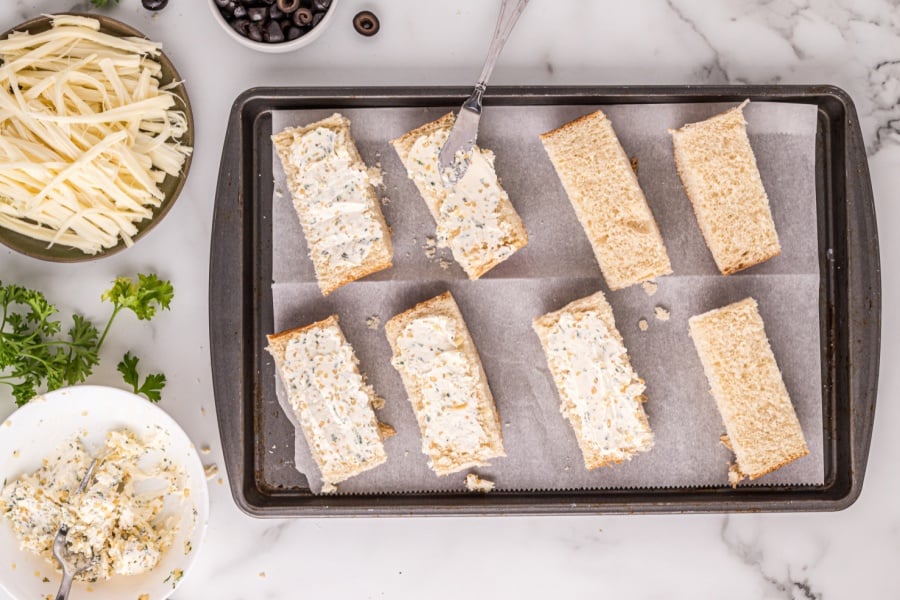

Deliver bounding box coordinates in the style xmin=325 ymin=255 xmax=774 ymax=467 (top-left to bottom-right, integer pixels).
xmin=475 ymin=0 xmax=529 ymax=90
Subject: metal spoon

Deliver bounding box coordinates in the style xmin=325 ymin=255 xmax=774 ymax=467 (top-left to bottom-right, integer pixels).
xmin=438 ymin=0 xmax=530 ymax=181
xmin=52 ymin=458 xmax=97 ymax=600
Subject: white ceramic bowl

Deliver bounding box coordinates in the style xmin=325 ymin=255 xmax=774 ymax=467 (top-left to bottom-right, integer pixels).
xmin=0 ymin=386 xmax=209 ymax=600
xmin=208 ymin=0 xmax=339 ymax=53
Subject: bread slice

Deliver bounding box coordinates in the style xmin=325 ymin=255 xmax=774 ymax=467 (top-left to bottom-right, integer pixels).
xmin=688 ymin=297 xmax=809 ymax=483
xmin=670 ymin=101 xmax=781 ymax=275
xmin=390 ymin=113 xmax=528 ymax=279
xmin=272 ymin=113 xmax=393 ymax=295
xmin=539 ymin=109 xmax=672 ymax=290
xmin=532 ymin=291 xmax=653 ymax=469
xmin=266 ymin=315 xmax=388 ymax=489
xmin=385 ymin=291 xmax=505 ymax=475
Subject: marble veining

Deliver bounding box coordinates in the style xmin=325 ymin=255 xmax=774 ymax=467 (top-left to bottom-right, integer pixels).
xmin=0 ymin=0 xmax=898 ymax=598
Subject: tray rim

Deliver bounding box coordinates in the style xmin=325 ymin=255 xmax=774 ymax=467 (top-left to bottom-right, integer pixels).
xmin=210 ymin=84 xmax=880 ymax=517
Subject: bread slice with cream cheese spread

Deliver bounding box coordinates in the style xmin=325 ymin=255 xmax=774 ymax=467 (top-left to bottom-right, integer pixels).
xmin=272 ymin=113 xmax=393 ymax=295
xmin=385 ymin=291 xmax=505 ymax=475
xmin=533 ymin=290 xmax=654 ymax=469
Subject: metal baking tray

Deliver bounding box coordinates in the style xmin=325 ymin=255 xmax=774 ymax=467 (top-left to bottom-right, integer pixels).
xmin=210 ymin=86 xmax=880 ymax=516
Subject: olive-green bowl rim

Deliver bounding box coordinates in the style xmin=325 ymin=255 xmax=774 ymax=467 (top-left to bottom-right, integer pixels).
xmin=0 ymin=13 xmax=194 ymax=263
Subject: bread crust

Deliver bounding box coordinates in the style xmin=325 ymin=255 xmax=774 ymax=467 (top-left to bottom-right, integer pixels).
xmin=384 ymin=291 xmax=505 ymax=475
xmin=272 ymin=113 xmax=393 ymax=295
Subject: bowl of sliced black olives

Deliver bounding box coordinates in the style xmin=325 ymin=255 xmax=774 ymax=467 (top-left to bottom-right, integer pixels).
xmin=209 ymin=0 xmax=336 ymax=52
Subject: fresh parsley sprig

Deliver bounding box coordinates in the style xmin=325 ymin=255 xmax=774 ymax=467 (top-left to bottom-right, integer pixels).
xmin=0 ymin=274 xmax=173 ymax=406
xmin=117 ymin=351 xmax=166 ymax=403
xmin=90 ymin=0 xmax=121 ymax=7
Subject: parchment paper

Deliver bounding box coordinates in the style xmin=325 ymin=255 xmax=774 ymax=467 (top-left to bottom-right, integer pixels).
xmin=269 ymin=102 xmax=823 ymax=494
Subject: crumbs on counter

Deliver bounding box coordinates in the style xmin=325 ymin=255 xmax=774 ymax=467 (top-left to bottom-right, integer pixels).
xmin=204 ymin=464 xmax=218 ymax=480
xmin=638 ymin=318 xmax=649 ymax=332
xmin=654 ymin=306 xmax=670 ymax=321
xmin=372 ymin=396 xmax=385 ymax=410
xmin=465 ymin=473 xmax=495 ymax=493
xmin=259 ymin=571 xmax=266 ymax=578
xmin=200 ymin=445 xmax=211 ymax=455
xmin=366 ymin=315 xmax=381 ymax=330
xmin=380 ymin=195 xmax=391 ymax=205
xmin=642 ymin=280 xmax=658 ymax=296
xmin=439 ymin=258 xmax=451 ymax=270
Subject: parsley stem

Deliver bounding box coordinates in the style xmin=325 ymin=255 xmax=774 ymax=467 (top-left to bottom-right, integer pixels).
xmin=96 ymin=306 xmax=121 ymax=352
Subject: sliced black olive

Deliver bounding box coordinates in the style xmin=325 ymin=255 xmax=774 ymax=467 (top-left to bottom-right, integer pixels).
xmin=247 ymin=22 xmax=263 ymax=42
xmin=261 ymin=0 xmax=276 ymax=4
xmin=279 ymin=18 xmax=292 ymax=32
xmin=313 ymin=0 xmax=331 ymax=10
xmin=269 ymin=5 xmax=284 ymax=19
xmin=311 ymin=11 xmax=324 ymax=27
xmin=293 ymin=8 xmax=313 ymax=25
xmin=233 ymin=4 xmax=247 ymax=18
xmin=277 ymin=0 xmax=300 ymax=12
xmin=264 ymin=19 xmax=284 ymax=42
xmin=231 ymin=18 xmax=251 ymax=36
xmin=215 ymin=0 xmax=231 ymax=7
xmin=286 ymin=26 xmax=303 ymax=40
xmin=248 ymin=7 xmax=267 ymax=21
xmin=353 ymin=11 xmax=379 ymax=36
xmin=142 ymin=0 xmax=168 ymax=9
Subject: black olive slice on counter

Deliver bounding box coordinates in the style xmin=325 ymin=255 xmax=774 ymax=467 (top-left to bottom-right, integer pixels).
xmin=353 ymin=11 xmax=379 ymax=36
xmin=142 ymin=0 xmax=168 ymax=9
xmin=277 ymin=0 xmax=300 ymax=13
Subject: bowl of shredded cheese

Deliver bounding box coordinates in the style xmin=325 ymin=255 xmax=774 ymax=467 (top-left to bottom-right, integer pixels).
xmin=0 ymin=386 xmax=208 ymax=600
xmin=0 ymin=14 xmax=194 ymax=261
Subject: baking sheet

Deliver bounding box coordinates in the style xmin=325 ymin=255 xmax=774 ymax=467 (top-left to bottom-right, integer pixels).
xmin=269 ymin=102 xmax=823 ymax=494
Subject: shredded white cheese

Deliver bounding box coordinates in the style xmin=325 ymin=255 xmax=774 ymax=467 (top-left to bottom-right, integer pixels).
xmin=0 ymin=428 xmax=188 ymax=582
xmin=0 ymin=16 xmax=192 ymax=254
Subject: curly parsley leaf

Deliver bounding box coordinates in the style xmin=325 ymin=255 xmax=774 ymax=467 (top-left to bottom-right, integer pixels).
xmin=90 ymin=0 xmax=120 ymax=7
xmin=117 ymin=351 xmax=166 ymax=403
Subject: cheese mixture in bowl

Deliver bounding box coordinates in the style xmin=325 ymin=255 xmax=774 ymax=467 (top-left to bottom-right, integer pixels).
xmin=0 ymin=428 xmax=187 ymax=582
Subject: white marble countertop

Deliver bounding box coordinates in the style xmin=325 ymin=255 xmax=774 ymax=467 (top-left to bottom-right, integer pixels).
xmin=1 ymin=0 xmax=897 ymax=597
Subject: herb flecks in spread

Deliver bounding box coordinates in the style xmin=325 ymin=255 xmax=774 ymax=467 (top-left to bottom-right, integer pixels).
xmin=289 ymin=126 xmax=385 ymax=270
xmin=392 ymin=316 xmax=489 ymax=467
xmin=0 ymin=428 xmax=187 ymax=582
xmin=407 ymin=130 xmax=518 ymax=273
xmin=545 ymin=310 xmax=652 ymax=462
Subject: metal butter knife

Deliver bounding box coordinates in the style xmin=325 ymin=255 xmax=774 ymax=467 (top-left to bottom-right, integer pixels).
xmin=438 ymin=0 xmax=530 ymax=181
